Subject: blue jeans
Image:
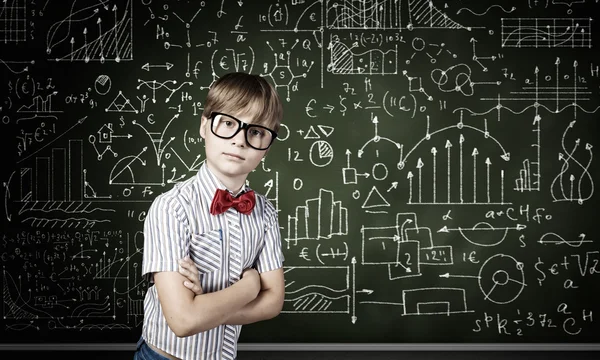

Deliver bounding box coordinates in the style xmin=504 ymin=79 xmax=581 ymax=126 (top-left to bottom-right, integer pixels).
xmin=133 ymin=336 xmax=236 ymax=359
xmin=133 ymin=336 xmax=171 ymax=360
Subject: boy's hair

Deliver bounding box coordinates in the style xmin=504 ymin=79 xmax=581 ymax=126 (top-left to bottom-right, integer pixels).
xmin=202 ymin=72 xmax=283 ymax=134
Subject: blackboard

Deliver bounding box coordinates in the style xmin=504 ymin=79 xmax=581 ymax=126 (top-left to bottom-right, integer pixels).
xmin=1 ymin=0 xmax=599 ymax=347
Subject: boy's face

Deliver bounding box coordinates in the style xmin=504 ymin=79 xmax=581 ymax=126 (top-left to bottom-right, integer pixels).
xmin=200 ymin=112 xmax=270 ymax=186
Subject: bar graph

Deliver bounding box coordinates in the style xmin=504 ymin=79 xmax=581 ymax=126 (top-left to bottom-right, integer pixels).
xmin=24 ymin=140 xmax=83 ymax=202
xmin=286 ymin=189 xmax=348 ymax=245
xmin=35 ymin=157 xmax=50 ymax=200
xmin=19 ymin=168 xmax=32 ymax=201
xmin=513 ymin=114 xmax=540 ymax=193
xmin=51 ymin=148 xmax=66 ymax=201
xmin=17 ymin=92 xmax=62 ymax=113
xmin=68 ymin=140 xmax=83 ymax=201
xmin=515 ymin=159 xmax=537 ymax=192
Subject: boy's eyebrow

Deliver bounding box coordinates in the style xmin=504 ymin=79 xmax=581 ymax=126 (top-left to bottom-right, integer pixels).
xmin=223 ymin=104 xmax=277 ymax=129
xmin=230 ymin=112 xmax=264 ymax=125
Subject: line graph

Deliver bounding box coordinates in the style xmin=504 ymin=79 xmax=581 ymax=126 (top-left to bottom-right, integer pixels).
xmin=325 ymin=0 xmax=467 ymax=30
xmin=501 ymin=18 xmax=592 ymax=48
xmin=46 ymin=0 xmax=133 ymax=62
xmin=328 ymin=41 xmax=398 ymax=75
xmin=0 ymin=0 xmax=26 ymax=43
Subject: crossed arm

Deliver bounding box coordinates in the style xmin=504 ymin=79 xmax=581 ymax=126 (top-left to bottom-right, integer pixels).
xmin=153 ymin=261 xmax=284 ymax=337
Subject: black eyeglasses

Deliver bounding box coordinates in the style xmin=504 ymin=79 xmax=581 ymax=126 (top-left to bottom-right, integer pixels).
xmin=209 ymin=112 xmax=277 ymax=150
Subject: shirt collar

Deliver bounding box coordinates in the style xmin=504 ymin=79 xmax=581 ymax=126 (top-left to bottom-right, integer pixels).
xmin=196 ymin=162 xmax=249 ymax=205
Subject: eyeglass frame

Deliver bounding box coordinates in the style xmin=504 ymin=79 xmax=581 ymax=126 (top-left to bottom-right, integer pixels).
xmin=209 ymin=111 xmax=278 ymax=150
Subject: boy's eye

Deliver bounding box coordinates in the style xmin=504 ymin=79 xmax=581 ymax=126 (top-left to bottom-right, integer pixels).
xmin=217 ymin=117 xmax=235 ymax=127
xmin=249 ymin=128 xmax=264 ymax=137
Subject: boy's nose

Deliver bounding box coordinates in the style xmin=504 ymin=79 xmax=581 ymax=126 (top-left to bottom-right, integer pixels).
xmin=231 ymin=128 xmax=247 ymax=147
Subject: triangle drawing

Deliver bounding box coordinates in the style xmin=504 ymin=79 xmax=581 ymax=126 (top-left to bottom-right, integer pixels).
xmin=105 ymin=91 xmax=138 ymax=113
xmin=303 ymin=126 xmax=321 ymax=139
xmin=362 ymin=186 xmax=390 ymax=208
xmin=318 ymin=125 xmax=334 ymax=137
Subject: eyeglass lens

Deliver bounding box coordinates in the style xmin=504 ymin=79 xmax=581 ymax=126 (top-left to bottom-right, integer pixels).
xmin=212 ymin=114 xmax=274 ymax=150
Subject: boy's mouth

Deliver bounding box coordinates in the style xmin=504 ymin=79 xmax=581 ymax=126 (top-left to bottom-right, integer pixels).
xmin=223 ymin=152 xmax=245 ymax=160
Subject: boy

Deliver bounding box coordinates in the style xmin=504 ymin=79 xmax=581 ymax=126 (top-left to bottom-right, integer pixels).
xmin=135 ymin=72 xmax=285 ymax=360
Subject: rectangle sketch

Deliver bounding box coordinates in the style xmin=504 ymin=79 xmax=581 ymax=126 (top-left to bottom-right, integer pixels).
xmin=282 ymin=266 xmax=350 ymax=314
xmin=402 ymin=287 xmax=472 ymax=316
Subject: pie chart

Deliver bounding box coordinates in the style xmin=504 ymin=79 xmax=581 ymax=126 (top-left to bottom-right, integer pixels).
xmin=310 ymin=140 xmax=334 ymax=167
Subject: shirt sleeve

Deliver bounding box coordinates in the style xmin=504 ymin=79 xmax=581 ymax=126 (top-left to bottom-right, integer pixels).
xmin=141 ymin=195 xmax=189 ymax=282
xmin=255 ymin=199 xmax=285 ymax=273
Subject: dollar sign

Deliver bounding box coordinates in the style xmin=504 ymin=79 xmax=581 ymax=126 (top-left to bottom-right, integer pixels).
xmin=519 ymin=234 xmax=526 ymax=247
xmin=339 ymin=95 xmax=347 ymax=116
xmin=534 ymin=257 xmax=546 ymax=286
xmin=8 ymin=80 xmax=13 ymax=94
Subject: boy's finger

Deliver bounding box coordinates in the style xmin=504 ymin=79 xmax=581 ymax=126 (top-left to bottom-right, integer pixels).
xmin=184 ymin=281 xmax=201 ymax=293
xmin=182 ymin=260 xmax=196 ymax=272
xmin=178 ymin=266 xmax=189 ymax=276
xmin=179 ymin=266 xmax=198 ymax=282
xmin=179 ymin=260 xmax=195 ymax=272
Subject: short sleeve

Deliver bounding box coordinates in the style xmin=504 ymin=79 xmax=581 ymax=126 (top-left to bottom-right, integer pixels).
xmin=255 ymin=200 xmax=285 ymax=273
xmin=141 ymin=195 xmax=189 ymax=282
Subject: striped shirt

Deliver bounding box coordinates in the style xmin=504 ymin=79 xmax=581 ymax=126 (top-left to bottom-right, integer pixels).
xmin=141 ymin=163 xmax=284 ymax=359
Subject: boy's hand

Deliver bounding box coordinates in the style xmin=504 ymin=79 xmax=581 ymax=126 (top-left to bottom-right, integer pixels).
xmin=178 ymin=257 xmax=203 ymax=296
xmin=241 ymin=268 xmax=261 ymax=297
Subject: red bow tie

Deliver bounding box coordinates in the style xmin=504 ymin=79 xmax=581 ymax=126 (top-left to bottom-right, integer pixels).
xmin=210 ymin=188 xmax=256 ymax=215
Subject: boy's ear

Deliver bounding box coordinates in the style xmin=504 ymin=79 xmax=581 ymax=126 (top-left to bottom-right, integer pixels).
xmin=199 ymin=116 xmax=207 ymax=139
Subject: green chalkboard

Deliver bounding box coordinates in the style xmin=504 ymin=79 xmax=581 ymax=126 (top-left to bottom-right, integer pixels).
xmin=1 ymin=0 xmax=599 ymax=345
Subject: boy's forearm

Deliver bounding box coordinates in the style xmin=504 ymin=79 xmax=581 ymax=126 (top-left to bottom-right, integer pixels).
xmin=224 ymin=288 xmax=283 ymax=325
xmin=185 ymin=276 xmax=257 ymax=335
